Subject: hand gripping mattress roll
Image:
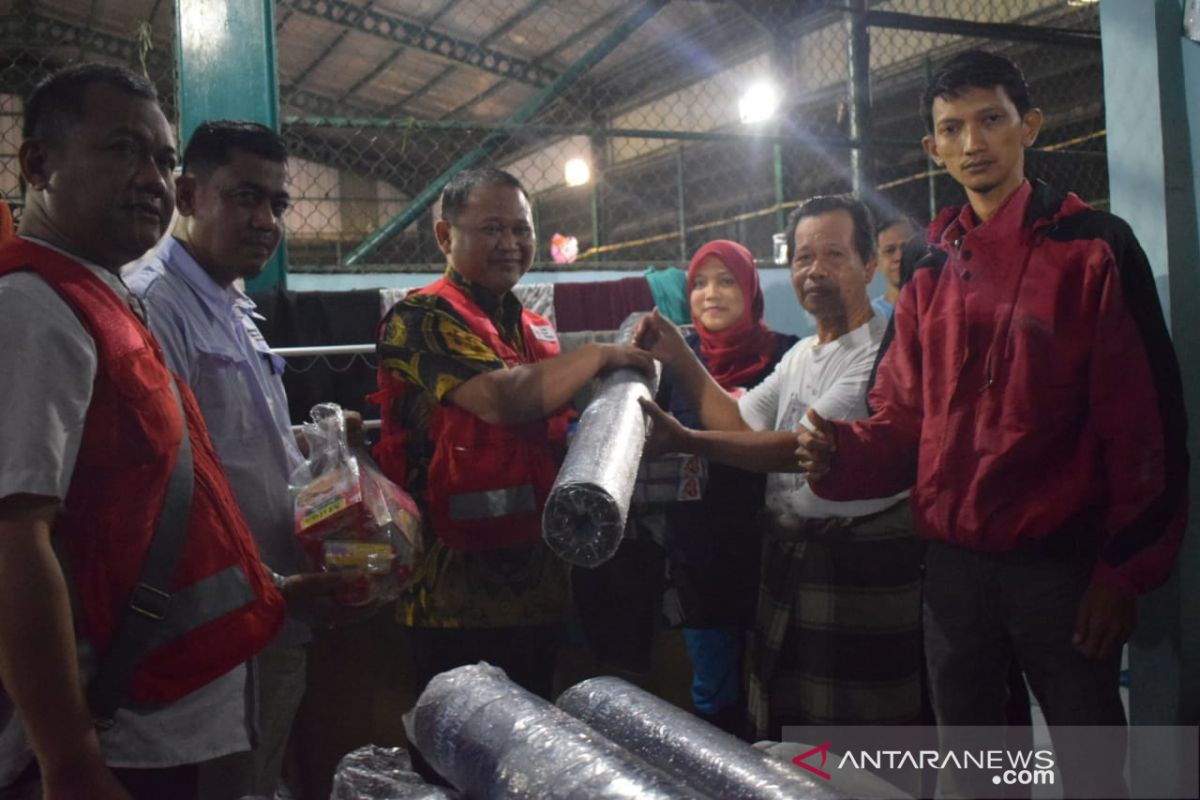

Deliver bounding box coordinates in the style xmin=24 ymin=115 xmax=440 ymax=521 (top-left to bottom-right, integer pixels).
xmin=403 ymin=663 xmax=698 ymax=799
xmin=556 ymin=676 xmax=848 ymax=800
xmin=542 ymin=313 xmax=659 ymax=567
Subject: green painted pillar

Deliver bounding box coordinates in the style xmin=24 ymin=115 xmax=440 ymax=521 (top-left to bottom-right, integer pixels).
xmin=175 ymin=0 xmax=286 ymax=290
xmin=1100 ymin=0 xmax=1200 ymax=754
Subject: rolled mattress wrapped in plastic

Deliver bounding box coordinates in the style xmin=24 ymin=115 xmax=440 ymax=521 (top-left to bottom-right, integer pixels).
xmin=403 ymin=663 xmax=696 ymax=799
xmin=542 ymin=313 xmax=659 ymax=568
xmin=556 ymin=676 xmax=847 ymax=800
xmin=330 ymin=745 xmax=460 ymax=799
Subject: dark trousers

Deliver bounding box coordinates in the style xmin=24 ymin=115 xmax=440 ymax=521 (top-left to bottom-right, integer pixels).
xmin=1 ymin=761 xmax=198 ymax=800
xmin=112 ymin=764 xmax=199 ymax=800
xmin=924 ymin=541 xmax=1127 ymax=799
xmin=410 ymin=624 xmax=563 ymax=700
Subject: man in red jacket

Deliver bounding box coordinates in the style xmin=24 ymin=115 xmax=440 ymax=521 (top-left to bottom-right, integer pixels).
xmin=797 ymin=50 xmax=1187 ymax=798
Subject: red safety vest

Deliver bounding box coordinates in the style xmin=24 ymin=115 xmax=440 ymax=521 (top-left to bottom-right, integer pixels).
xmin=0 ymin=239 xmax=284 ymax=705
xmin=372 ymin=277 xmax=572 ymax=551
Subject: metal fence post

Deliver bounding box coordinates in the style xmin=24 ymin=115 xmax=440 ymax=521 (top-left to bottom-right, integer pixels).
xmin=846 ymin=0 xmax=871 ymax=198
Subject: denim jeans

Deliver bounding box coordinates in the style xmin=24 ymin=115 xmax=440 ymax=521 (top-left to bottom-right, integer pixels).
xmin=923 ymin=540 xmax=1127 ymax=799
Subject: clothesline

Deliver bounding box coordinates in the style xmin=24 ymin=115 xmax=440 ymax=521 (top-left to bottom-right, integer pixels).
xmin=274 ymin=346 xmax=379 ymax=434
xmin=272 ymin=344 xmax=377 ymax=374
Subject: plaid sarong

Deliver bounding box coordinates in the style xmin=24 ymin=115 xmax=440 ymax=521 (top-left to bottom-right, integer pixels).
xmin=747 ymin=500 xmax=924 ymax=739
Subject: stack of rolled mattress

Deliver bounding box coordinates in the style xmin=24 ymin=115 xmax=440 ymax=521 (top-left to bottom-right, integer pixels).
xmin=405 ymin=664 xmax=862 ymax=799
xmin=403 ymin=664 xmax=694 ymax=799
xmin=556 ymin=676 xmax=844 ymax=800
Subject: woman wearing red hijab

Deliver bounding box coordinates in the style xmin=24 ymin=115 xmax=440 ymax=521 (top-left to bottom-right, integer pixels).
xmin=656 ymin=240 xmax=796 ymax=736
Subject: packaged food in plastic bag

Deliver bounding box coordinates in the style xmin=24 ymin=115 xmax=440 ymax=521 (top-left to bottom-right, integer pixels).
xmin=290 ymin=403 xmax=423 ymax=604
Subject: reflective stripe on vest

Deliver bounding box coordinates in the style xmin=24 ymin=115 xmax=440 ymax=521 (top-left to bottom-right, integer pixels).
xmin=448 ymin=484 xmax=537 ymax=522
xmin=135 ymin=565 xmax=257 ymax=650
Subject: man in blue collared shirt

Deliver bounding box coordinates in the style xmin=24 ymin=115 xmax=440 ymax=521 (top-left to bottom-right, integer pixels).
xmin=125 ymin=120 xmax=313 ymax=800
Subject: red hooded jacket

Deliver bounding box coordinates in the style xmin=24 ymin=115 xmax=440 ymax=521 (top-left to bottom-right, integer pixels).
xmin=812 ymin=181 xmax=1187 ymax=596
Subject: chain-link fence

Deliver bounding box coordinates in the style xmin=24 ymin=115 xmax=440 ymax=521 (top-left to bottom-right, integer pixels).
xmin=0 ymin=1 xmax=178 ymax=219
xmin=0 ymin=0 xmax=1105 ymax=272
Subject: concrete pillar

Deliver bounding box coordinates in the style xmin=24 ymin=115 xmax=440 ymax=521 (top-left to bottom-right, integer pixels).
xmin=1099 ymin=0 xmax=1200 ymax=790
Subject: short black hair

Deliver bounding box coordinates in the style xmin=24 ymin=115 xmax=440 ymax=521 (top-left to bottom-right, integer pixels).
xmin=920 ymin=49 xmax=1032 ymax=133
xmin=786 ymin=194 xmax=876 ymax=266
xmin=875 ymin=213 xmax=918 ymax=236
xmin=440 ymin=166 xmax=526 ymax=224
xmin=182 ymin=120 xmax=287 ymax=177
xmin=23 ymin=62 xmax=158 ymax=142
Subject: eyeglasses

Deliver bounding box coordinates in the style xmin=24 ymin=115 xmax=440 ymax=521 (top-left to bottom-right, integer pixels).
xmin=459 ymin=222 xmax=535 ymax=241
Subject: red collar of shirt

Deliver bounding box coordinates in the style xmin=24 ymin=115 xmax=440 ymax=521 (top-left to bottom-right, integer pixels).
xmin=943 ymin=179 xmax=1033 ymax=245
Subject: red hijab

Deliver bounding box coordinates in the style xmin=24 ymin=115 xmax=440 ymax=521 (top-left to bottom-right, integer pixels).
xmin=687 ymin=240 xmax=778 ymax=391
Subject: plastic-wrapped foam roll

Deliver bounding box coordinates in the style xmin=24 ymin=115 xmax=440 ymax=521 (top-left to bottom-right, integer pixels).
xmin=542 ymin=313 xmax=658 ymax=567
xmin=556 ymin=676 xmax=848 ymax=800
xmin=330 ymin=745 xmax=460 ymax=799
xmin=403 ymin=664 xmax=698 ymax=799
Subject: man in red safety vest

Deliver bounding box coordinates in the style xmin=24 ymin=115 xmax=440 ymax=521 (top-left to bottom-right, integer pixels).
xmin=374 ymin=166 xmax=653 ymax=698
xmin=0 ymin=64 xmax=343 ymax=800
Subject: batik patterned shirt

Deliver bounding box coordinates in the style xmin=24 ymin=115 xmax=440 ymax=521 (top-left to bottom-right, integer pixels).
xmin=377 ymin=267 xmax=568 ymax=628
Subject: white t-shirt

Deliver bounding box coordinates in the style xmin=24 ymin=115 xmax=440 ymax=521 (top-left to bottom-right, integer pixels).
xmin=738 ymin=314 xmax=907 ymax=519
xmin=0 ymin=239 xmax=250 ymax=779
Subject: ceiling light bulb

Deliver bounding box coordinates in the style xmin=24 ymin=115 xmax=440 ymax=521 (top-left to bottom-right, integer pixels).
xmin=564 ymin=158 xmax=591 ymax=187
xmin=739 ymin=81 xmax=780 ymax=125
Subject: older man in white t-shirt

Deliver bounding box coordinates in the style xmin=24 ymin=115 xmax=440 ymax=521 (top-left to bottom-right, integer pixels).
xmin=636 ymin=195 xmax=922 ymax=742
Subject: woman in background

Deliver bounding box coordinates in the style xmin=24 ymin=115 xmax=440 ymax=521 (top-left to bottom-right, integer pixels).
xmin=657 ymin=239 xmax=797 ymax=736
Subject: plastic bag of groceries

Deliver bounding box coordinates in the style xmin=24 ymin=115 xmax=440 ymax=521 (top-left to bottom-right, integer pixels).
xmin=289 ymin=403 xmax=422 ymax=605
